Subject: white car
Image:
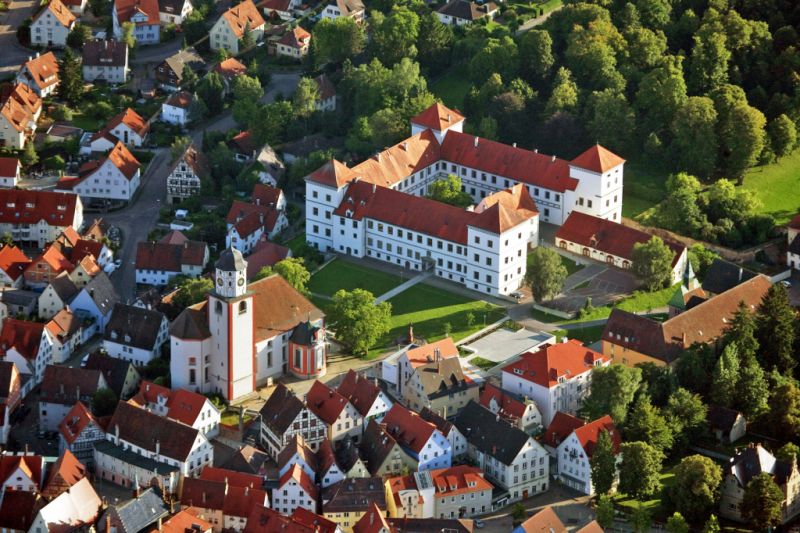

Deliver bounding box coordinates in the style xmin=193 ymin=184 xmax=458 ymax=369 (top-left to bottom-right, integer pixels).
xmin=781 ymin=280 xmax=792 ymax=288
xmin=103 ymin=263 xmax=117 ymax=275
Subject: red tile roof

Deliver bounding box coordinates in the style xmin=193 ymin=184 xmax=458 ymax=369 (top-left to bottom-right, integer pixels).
xmin=165 ymin=91 xmax=192 ymax=109
xmin=556 ymin=212 xmax=685 ymax=267
xmin=278 ymin=26 xmax=310 ymax=48
xmin=108 ymin=400 xmax=201 ymax=462
xmin=102 ymin=141 xmax=141 ymax=180
xmin=114 ymin=0 xmax=159 ymax=25
xmin=381 ymin=404 xmax=436 ymax=454
xmin=59 ymin=402 xmax=102 ymax=445
xmin=159 ymin=508 xmax=212 ymax=533
xmin=411 ymin=102 xmax=464 ymax=132
xmin=430 ymin=465 xmax=493 ymax=497
xmin=21 ymin=52 xmax=60 ymax=91
xmin=45 ymin=308 xmax=82 ymax=343
xmin=0 ymin=158 xmax=20 ymax=178
xmin=502 ymin=340 xmax=607 ymax=388
xmin=182 ymin=472 xmax=267 ymax=517
xmin=405 ymin=338 xmax=458 ymax=368
xmin=306 ymin=159 xmax=358 ymax=188
xmin=313 ymin=74 xmax=336 ymax=101
xmin=249 ymin=274 xmax=323 ymax=341
xmin=28 ymin=245 xmax=74 ymax=275
xmin=245 ymin=239 xmax=290 ymax=279
xmin=789 ymin=213 xmax=800 ymax=231
xmin=573 ymin=415 xmax=621 ymax=457
xmin=42 ymin=450 xmax=86 ymax=499
xmin=0 ymin=189 xmax=78 ymax=228
xmin=307 ymin=380 xmax=350 ymax=425
xmin=0 ymin=245 xmax=30 ymax=281
xmin=0 ymin=454 xmax=44 ymax=488
xmin=518 ymin=507 xmax=566 ymax=532
xmin=336 ymin=369 xmax=383 ymax=418
xmin=291 ymin=508 xmax=339 ymax=533
xmin=230 ymin=130 xmax=256 ymax=154
xmin=166 ymin=388 xmax=210 ymax=426
xmin=106 ymin=108 xmax=149 ymax=137
xmin=135 ymin=238 xmax=207 ymax=272
xmin=34 ymin=0 xmax=76 ymax=28
xmin=570 ymin=144 xmax=625 ymax=174
xmin=71 ymin=239 xmax=104 ymax=264
xmin=200 ymin=467 xmax=261 ymax=489
xmin=244 ymin=506 xmax=338 ymax=533
xmin=214 ymin=58 xmax=247 ymax=80
xmin=479 ymin=383 xmax=527 ymax=421
xmin=0 ymin=489 xmax=40 ymax=531
xmin=226 ymin=200 xmax=280 ymax=238
xmin=353 ymin=502 xmax=391 ymax=533
xmin=278 ymin=463 xmax=318 ymax=500
xmin=0 ymin=319 xmax=44 ymax=361
xmin=221 ymin=0 xmax=265 ymax=37
xmin=543 ymin=411 xmax=584 ymax=449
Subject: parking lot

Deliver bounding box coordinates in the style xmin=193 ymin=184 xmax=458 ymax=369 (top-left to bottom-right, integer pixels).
xmin=544 ymin=267 xmax=640 ymax=315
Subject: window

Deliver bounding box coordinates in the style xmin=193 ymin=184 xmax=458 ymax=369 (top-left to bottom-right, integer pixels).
xmin=294 ymin=348 xmax=302 ymax=369
xmin=238 ymin=301 xmax=247 ymax=314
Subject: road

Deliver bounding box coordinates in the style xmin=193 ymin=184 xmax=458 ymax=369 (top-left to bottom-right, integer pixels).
xmin=0 ymin=0 xmax=37 ymax=75
xmin=130 ymin=37 xmax=183 ymax=65
xmin=515 ymin=3 xmax=564 ymax=35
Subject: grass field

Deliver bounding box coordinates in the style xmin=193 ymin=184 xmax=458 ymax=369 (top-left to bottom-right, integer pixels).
xmin=527 ymin=252 xmax=584 ymax=277
xmin=285 ymin=233 xmax=308 ymax=256
xmin=70 ymin=112 xmax=104 ymax=132
xmin=470 ymin=356 xmax=497 ymax=371
xmin=743 ymin=148 xmax=800 ymax=225
xmin=614 ymin=467 xmax=677 ymax=521
xmin=431 ymin=64 xmax=471 ymax=110
xmin=553 ymin=324 xmax=605 ymax=344
xmin=309 ymin=259 xmax=402 ymax=297
xmin=532 ymin=284 xmax=678 ymax=324
xmin=368 ymin=284 xmax=506 ymax=358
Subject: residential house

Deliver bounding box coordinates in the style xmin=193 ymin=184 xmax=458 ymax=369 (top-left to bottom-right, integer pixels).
xmin=321 ymin=0 xmax=364 ymax=22
xmin=161 ymin=90 xmax=193 ymax=127
xmin=788 ymin=213 xmax=800 ymax=270
xmin=131 ymin=380 xmax=221 ymax=437
xmin=720 ymin=444 xmax=800 ymax=524
xmin=602 ymin=275 xmax=773 ymax=367
xmin=58 ymin=402 xmax=107 ymax=466
xmin=307 ymin=380 xmax=364 ymax=443
xmin=0 ymin=319 xmax=53 ymax=395
xmin=45 ymin=308 xmax=84 ymax=363
xmin=359 ymin=419 xmax=418 ymax=478
xmin=272 ymin=464 xmax=319 ymax=516
xmin=244 ymin=506 xmax=340 ymax=533
xmin=213 ymin=58 xmax=247 ymax=95
xmin=337 ymin=369 xmax=393 ymax=425
xmin=0 ymin=492 xmax=47 ymax=532
xmin=61 ymin=0 xmax=87 ymax=14
xmin=276 ymin=26 xmax=310 ymax=59
xmin=511 ymin=507 xmax=566 ymax=533
xmin=69 ymin=255 xmax=102 ymax=288
xmin=103 ymin=303 xmax=169 ymax=366
xmin=217 ymin=444 xmax=269 ymax=478
xmin=419 ymin=407 xmax=468 ymax=459
xmin=385 ymin=472 xmax=433 ymax=519
xmin=382 ymin=404 xmax=451 ymax=471
xmin=60 ymin=141 xmax=142 ymax=204
xmin=28 ymin=477 xmax=102 ymax=533
xmin=161 ymin=508 xmax=212 ymax=533
xmin=0 ymin=452 xmax=44 ymax=493
xmin=454 ymin=401 xmax=549 ymax=505
xmin=156 ymin=47 xmax=206 ymax=91
xmin=0 ymin=189 xmax=82 ymax=248
xmin=225 ymin=185 xmax=288 ymax=253
xmin=0 ymin=362 xmax=21 ymax=445
xmin=84 ymin=352 xmax=141 ymax=399
xmin=551 ymin=414 xmax=621 ymax=495
xmin=98 ymin=488 xmax=170 ymax=533
xmin=41 ymin=449 xmax=87 ymax=500
xmin=401 ymin=355 xmax=479 ymax=419
xmin=501 ymin=339 xmax=609 ymax=426
xmin=0 ymin=289 xmax=37 ymax=318
xmin=314 ymin=440 xmax=347 ymax=487
xmin=38 ymin=272 xmax=79 ymax=319
xmin=384 ymin=517 xmax=475 ymax=532
xmin=333 ymin=438 xmax=369 ymax=479
xmin=158 ymin=0 xmax=193 ymax=24
xmin=38 ymin=365 xmax=107 ymax=431
xmin=24 ymin=246 xmax=74 ymax=289
xmin=113 ymin=0 xmax=160 ymax=44
xmin=322 ymin=477 xmax=385 ymax=533
xmin=82 ymin=40 xmax=130 ymax=84
xmin=16 ymin=52 xmax=59 ymax=97
xmin=94 ymin=400 xmax=213 ymax=493
xmin=69 ymin=271 xmax=120 ymax=332
xmin=30 ymin=0 xmax=76 ymax=48
xmin=278 ymin=434 xmax=318 ymax=481
xmin=71 ymin=237 xmax=114 ymax=267
xmin=244 ymin=239 xmax=291 ymax=280
xmin=258 ymin=0 xmax=300 ymax=21
xmin=209 ymin=0 xmax=265 ymax=54
xmin=167 ymin=143 xmax=208 ymax=204
xmin=0 ymin=158 xmax=20 ymax=188
xmin=314 ymin=74 xmax=337 ymax=111
xmin=180 ymin=474 xmax=268 ymax=532
xmin=437 ymin=0 xmax=497 ymax=25
xmin=260 ymin=383 xmax=327 ymax=458
xmin=0 ymin=83 xmax=41 ymax=149
xmin=135 ymin=230 xmax=209 ymax=285
xmin=0 ymin=245 xmax=30 ymax=288
xmin=394 ymin=339 xmax=458 ymax=401
xmin=97 ymin=108 xmax=149 ymax=147
xmin=228 ymin=130 xmax=259 ymax=163
xmin=555 ymin=211 xmax=688 ymax=285
xmin=708 ymin=406 xmax=747 ymax=444
xmin=429 ymin=466 xmax=493 ymax=519
xmin=479 ymin=383 xmax=542 ymax=434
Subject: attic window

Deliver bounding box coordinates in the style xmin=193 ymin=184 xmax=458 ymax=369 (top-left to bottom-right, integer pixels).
xmin=5 ymin=203 xmax=13 ymax=208
xmin=111 ymin=331 xmax=117 ymax=340
xmin=124 ymin=334 xmax=131 ymax=343
xmin=57 ymin=204 xmax=66 ymax=211
xmin=25 ymin=202 xmax=34 ymax=208
xmin=513 ymin=368 xmax=522 ymax=375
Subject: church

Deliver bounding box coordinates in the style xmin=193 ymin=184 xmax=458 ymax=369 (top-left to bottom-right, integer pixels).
xmin=169 ymin=248 xmax=327 ymax=402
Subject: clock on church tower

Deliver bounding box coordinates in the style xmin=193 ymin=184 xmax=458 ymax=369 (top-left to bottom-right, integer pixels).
xmin=214 ymin=248 xmax=248 ymax=299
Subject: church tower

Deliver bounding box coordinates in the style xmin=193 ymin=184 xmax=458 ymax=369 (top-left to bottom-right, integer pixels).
xmin=207 ymin=248 xmax=255 ymax=401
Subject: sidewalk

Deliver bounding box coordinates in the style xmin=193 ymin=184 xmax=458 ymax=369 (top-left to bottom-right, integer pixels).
xmin=374 ymin=271 xmax=432 ymax=303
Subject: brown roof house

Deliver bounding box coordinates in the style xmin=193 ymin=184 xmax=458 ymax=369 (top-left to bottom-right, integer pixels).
xmin=82 ymin=40 xmax=129 ymax=84
xmin=166 ymin=142 xmax=209 ymax=204
xmin=276 ymin=26 xmax=310 ymax=59
xmin=30 ymin=0 xmax=76 ymax=48
xmin=156 ymin=47 xmax=207 ymax=91
xmin=437 ymin=0 xmax=497 ymax=26
xmin=102 ymin=303 xmax=169 ymax=366
xmin=16 ymin=52 xmax=60 ymax=97
xmin=38 ymin=364 xmax=108 ymax=432
xmin=209 ymin=0 xmax=265 ymax=54
xmin=135 ymin=230 xmax=209 ymax=286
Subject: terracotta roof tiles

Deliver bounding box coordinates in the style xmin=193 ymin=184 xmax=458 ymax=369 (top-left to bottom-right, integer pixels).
xmin=34 ymin=0 xmax=76 ymax=28
xmin=411 ymin=102 xmax=464 ymax=132
xmin=570 ymin=144 xmax=626 ymax=174
xmin=21 ymin=52 xmax=60 ymax=91
xmin=0 ymin=245 xmax=30 ymax=281
xmin=114 ymin=0 xmax=159 ymax=25
xmin=221 ymin=0 xmax=265 ymax=38
xmin=501 ymin=340 xmax=607 ymax=388
xmin=381 ymin=404 xmax=436 ymax=454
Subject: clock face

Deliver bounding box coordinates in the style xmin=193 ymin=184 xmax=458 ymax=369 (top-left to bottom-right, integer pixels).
xmin=216 ymin=277 xmax=223 ymax=286
xmin=237 ymin=278 xmax=245 ymax=286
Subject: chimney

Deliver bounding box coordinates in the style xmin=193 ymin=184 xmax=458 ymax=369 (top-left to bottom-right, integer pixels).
xmin=473 ymin=137 xmax=479 ymax=148
xmin=534 ymin=148 xmax=538 ymax=153
xmin=224 ymin=477 xmax=229 ymax=496
xmin=370 ymin=511 xmax=374 ymax=525
xmin=202 ymin=491 xmax=206 ymax=504
xmin=155 ymin=439 xmax=160 ymax=458
xmin=551 ymin=155 xmax=556 ymax=162
xmin=59 ymin=383 xmax=64 ymax=396
xmin=76 ymin=385 xmax=80 ymax=400
xmin=434 ymin=347 xmax=440 ymax=362
xmin=114 ymin=424 xmax=120 ymax=445
xmin=512 ymin=142 xmax=517 ymax=148
xmin=447 ymin=113 xmax=451 ymax=123
xmin=682 ymin=332 xmax=687 ymax=348
xmin=402 ymin=141 xmax=408 ymax=151
xmin=372 ymin=183 xmax=376 ymax=193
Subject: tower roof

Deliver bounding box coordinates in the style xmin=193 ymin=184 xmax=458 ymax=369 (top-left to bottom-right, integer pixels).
xmin=216 ymin=247 xmax=246 ymax=272
xmin=570 ymin=144 xmax=625 ymax=174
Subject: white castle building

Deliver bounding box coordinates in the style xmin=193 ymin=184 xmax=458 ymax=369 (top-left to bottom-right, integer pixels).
xmin=304 ymin=103 xmax=625 ymax=296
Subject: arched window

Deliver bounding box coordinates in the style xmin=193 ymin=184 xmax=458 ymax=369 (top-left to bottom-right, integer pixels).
xmin=238 ymin=301 xmax=247 ymax=315
xmin=215 ymin=301 xmax=222 ymax=314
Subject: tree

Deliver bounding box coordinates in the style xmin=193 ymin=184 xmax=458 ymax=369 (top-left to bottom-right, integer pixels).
xmin=582 ymin=364 xmax=642 ymax=424
xmin=312 ymin=17 xmax=365 ymax=66
xmin=92 ymin=388 xmax=118 ymax=417
xmin=656 ymin=173 xmax=705 ymax=236
xmin=21 ymin=141 xmax=38 ymax=167
xmin=618 ymin=441 xmax=663 ymax=499
xmin=716 ymin=102 xmax=766 ymax=183
xmin=756 ymin=284 xmax=797 ymax=375
xmin=587 ymin=89 xmax=636 ymax=154
xmin=329 ymin=289 xmax=391 ymax=356
xmin=688 ymin=32 xmax=731 ymax=93
xmin=58 ymin=47 xmax=83 ymax=105
xmin=711 ymin=343 xmax=740 ymax=407
xmin=737 ymin=353 xmax=769 ymax=418
xmin=525 ymin=247 xmax=568 ymax=302
xmin=769 ymin=114 xmax=797 ymax=158
xmin=240 ymin=21 xmax=254 ymax=50
xmin=631 ymin=236 xmax=674 ymax=291
xmin=469 ymin=36 xmax=519 ymax=85
xmin=766 ymin=382 xmax=800 ymax=442
xmin=252 ymin=100 xmax=293 ymax=146
xmin=635 ymin=55 xmax=687 ymax=135
xmin=370 ymin=6 xmax=420 ymax=67
xmin=740 ymin=473 xmax=784 ymax=529
xmin=426 ymin=174 xmax=472 ymax=208
xmin=511 ymin=503 xmax=526 ymax=522
xmin=595 ymin=494 xmax=615 ymax=528
xmin=687 ymin=244 xmax=719 ymax=280
xmin=252 ymin=266 xmax=273 ymax=281
xmin=777 ymin=443 xmax=800 ymax=465
xmin=630 ymin=502 xmax=651 ymax=533
xmin=232 ymin=74 xmax=264 ymax=102
xmin=518 ymin=29 xmax=554 ymax=83
xmin=635 ymin=0 xmax=670 ymax=29
xmin=89 ymin=0 xmax=109 ymax=16
xmin=67 ymin=23 xmax=92 ymax=49
xmin=273 ymin=258 xmax=310 ymax=293
xmin=668 ymin=455 xmax=722 ymax=523
xmin=293 ymin=77 xmax=320 ymax=119
xmin=181 ymin=64 xmax=199 ymax=88
xmin=416 ymin=12 xmax=452 ymax=71
xmin=624 ymin=394 xmax=674 ymax=453
xmin=170 ymin=136 xmax=191 ymax=161
xmin=671 ymin=96 xmax=718 ymax=178
xmin=173 ymin=277 xmax=213 ymax=309
xmin=703 ymin=515 xmax=721 ymax=533
xmin=121 ymin=21 xmax=136 ymax=49
xmin=723 ymin=301 xmax=759 ymax=360
xmin=196 ymin=72 xmax=225 ymax=116
xmin=544 ymin=67 xmax=578 ymax=116
xmin=590 ymin=430 xmax=617 ymax=495
xmin=666 ymin=513 xmax=689 ymax=533
xmin=664 ymin=387 xmax=707 ymax=451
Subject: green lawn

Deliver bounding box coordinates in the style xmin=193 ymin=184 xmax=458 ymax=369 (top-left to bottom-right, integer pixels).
xmin=614 ymin=467 xmax=677 ymax=521
xmin=527 ymin=252 xmax=584 ymax=277
xmin=70 ymin=112 xmax=103 ymax=132
xmin=470 ymin=356 xmax=497 ymax=371
xmin=532 ymin=284 xmax=678 ymax=324
xmin=220 ymin=410 xmax=255 ymax=426
xmin=621 ymin=159 xmax=669 ymax=220
xmin=743 ymin=148 xmax=800 ymax=225
xmin=367 ymin=284 xmax=506 ymax=358
xmin=309 ymin=259 xmax=402 ymax=298
xmin=431 ymin=64 xmax=471 ymax=110
xmin=553 ymin=324 xmax=606 ymax=344
xmin=285 ymin=233 xmax=308 ymax=256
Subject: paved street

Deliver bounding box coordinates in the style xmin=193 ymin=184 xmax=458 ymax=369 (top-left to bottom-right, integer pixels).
xmin=0 ymin=0 xmax=37 ymax=74
xmin=130 ymin=37 xmax=183 ymax=65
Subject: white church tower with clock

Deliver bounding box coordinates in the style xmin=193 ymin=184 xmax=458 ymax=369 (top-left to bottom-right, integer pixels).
xmin=207 ymin=248 xmax=255 ymax=400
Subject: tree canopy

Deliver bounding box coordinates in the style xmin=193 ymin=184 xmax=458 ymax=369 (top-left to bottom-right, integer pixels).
xmin=329 ymin=289 xmax=392 ymax=356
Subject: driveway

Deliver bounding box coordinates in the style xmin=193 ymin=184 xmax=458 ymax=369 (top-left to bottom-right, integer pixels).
xmin=0 ymin=0 xmax=37 ymax=74
xmin=544 ymin=268 xmax=640 ymax=315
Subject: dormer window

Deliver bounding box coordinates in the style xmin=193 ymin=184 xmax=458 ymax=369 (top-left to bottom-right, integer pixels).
xmin=513 ymin=368 xmax=522 ymax=375
xmin=25 ymin=202 xmax=34 ymax=208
